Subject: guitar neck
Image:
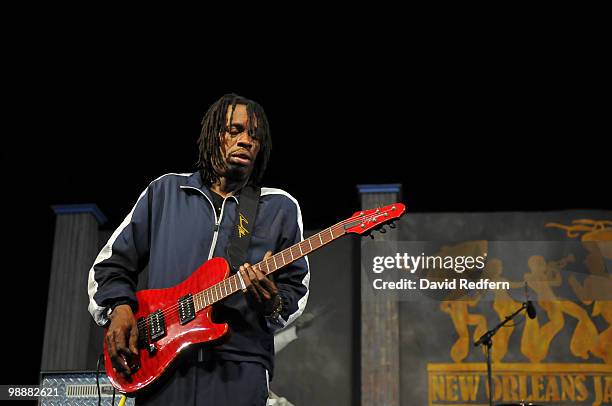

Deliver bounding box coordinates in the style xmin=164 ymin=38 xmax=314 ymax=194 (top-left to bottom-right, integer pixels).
xmin=191 ymin=220 xmax=351 ymax=311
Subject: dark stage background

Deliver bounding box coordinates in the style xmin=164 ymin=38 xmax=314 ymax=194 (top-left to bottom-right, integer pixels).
xmin=1 ymin=37 xmax=609 ymax=396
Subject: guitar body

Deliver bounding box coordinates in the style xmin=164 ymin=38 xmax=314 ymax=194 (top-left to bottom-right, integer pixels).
xmin=104 ymin=257 xmax=230 ymax=394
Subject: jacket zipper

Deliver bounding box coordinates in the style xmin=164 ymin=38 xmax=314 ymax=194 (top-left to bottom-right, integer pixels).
xmin=179 ymin=186 xmax=237 ymax=259
xmin=207 ymin=198 xmax=228 ymax=259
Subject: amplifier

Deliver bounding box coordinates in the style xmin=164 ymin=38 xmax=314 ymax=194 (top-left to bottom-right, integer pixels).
xmin=39 ymin=371 xmax=135 ymax=406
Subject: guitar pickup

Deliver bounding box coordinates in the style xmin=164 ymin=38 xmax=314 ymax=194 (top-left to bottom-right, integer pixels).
xmin=148 ymin=310 xmax=166 ymax=342
xmin=178 ymin=294 xmax=196 ymax=325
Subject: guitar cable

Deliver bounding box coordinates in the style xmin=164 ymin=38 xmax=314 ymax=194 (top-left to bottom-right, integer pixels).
xmin=96 ymin=353 xmax=103 ymax=406
xmin=96 ymin=351 xmax=128 ymax=406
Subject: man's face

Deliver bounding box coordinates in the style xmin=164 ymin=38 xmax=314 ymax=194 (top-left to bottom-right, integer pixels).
xmin=219 ymin=104 xmax=261 ymax=180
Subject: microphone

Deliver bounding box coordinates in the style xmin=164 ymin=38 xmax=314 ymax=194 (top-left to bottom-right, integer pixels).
xmin=524 ymin=282 xmax=536 ymax=319
xmin=526 ymin=300 xmax=536 ymax=319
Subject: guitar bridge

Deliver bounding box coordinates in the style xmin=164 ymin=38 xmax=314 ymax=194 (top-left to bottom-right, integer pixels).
xmin=178 ymin=294 xmax=196 ymax=325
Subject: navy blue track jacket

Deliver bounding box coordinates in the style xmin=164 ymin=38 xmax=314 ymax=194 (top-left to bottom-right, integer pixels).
xmin=87 ymin=172 xmax=310 ymax=374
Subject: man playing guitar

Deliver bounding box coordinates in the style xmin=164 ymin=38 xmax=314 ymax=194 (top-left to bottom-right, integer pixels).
xmin=87 ymin=94 xmax=310 ymax=405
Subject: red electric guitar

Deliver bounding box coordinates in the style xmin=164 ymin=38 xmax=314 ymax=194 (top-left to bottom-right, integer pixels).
xmin=104 ymin=203 xmax=405 ymax=394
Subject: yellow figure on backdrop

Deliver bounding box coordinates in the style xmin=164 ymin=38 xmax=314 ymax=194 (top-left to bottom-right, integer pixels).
xmin=547 ymin=219 xmax=612 ymax=364
xmin=519 ymin=255 xmax=563 ymax=363
xmin=440 ymin=297 xmax=487 ymax=363
xmin=436 ymin=241 xmax=489 ymax=363
xmin=521 ymin=254 xmax=598 ymax=362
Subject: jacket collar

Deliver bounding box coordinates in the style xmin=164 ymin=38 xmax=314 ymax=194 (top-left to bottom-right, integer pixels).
xmin=183 ymin=171 xmax=206 ymax=190
xmin=180 ymin=171 xmax=240 ymax=202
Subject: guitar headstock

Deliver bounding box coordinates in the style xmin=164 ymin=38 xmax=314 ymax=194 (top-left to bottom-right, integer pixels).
xmin=343 ymin=203 xmax=405 ymax=236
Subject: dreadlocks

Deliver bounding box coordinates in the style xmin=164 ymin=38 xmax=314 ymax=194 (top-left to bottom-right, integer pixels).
xmin=197 ymin=93 xmax=272 ymax=186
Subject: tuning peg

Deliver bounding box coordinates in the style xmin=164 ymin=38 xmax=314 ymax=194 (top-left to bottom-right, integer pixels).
xmin=369 ymin=233 xmax=375 ymax=239
xmin=379 ymin=226 xmax=387 ymax=233
xmin=389 ymin=221 xmax=396 ymax=229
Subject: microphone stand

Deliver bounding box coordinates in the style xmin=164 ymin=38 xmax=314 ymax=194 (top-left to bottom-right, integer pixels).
xmin=474 ymin=302 xmax=528 ymax=406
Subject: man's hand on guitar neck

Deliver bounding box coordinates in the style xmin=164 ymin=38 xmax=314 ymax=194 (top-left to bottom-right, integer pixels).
xmin=106 ymin=304 xmax=139 ymax=379
xmin=239 ymin=251 xmax=282 ymax=317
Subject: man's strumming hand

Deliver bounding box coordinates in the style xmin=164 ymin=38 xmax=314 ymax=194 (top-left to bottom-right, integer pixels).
xmin=106 ymin=304 xmax=139 ymax=379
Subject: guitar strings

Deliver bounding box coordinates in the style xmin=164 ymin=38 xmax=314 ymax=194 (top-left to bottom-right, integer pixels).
xmin=135 ymin=210 xmax=394 ymax=330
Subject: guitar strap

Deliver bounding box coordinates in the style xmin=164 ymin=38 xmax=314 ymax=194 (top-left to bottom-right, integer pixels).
xmin=227 ymin=184 xmax=261 ymax=273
